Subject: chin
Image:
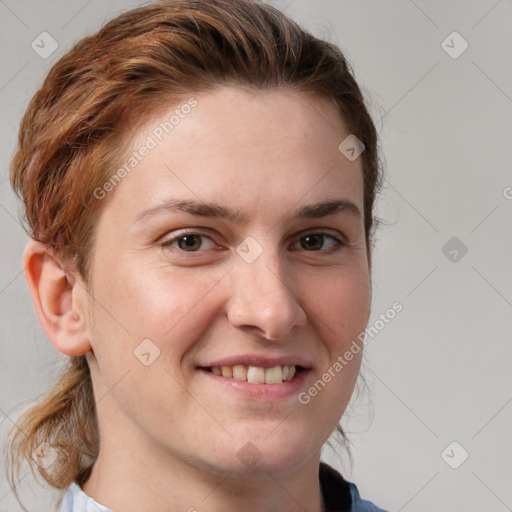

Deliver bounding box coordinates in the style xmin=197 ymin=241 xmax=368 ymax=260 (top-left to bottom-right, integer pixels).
xmin=186 ymin=439 xmax=316 ymax=480
xmin=229 ymin=431 xmax=315 ymax=474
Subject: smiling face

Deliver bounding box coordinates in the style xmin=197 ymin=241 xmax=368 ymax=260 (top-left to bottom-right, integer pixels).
xmin=82 ymin=85 xmax=371 ymax=478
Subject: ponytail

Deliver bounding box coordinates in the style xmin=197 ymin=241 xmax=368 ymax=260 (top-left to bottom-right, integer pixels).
xmin=5 ymin=355 xmax=99 ymax=507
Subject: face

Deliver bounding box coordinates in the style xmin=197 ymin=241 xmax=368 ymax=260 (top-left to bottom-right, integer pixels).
xmin=82 ymin=85 xmax=371 ymax=476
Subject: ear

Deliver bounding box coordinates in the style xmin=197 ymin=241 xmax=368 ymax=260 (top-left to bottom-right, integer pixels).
xmin=23 ymin=240 xmax=92 ymax=356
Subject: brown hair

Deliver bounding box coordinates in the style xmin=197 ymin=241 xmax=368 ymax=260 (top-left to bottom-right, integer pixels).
xmin=6 ymin=0 xmax=382 ymax=506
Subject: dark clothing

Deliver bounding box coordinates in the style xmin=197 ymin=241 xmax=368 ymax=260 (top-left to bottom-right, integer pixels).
xmin=319 ymin=462 xmax=389 ymax=511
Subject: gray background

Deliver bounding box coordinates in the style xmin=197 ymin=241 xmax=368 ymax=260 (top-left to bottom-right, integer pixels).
xmin=1 ymin=1 xmax=511 ymax=510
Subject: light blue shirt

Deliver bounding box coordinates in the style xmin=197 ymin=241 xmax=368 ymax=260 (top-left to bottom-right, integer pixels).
xmin=57 ymin=483 xmax=110 ymax=511
xmin=349 ymin=484 xmax=390 ymax=512
xmin=57 ymin=480 xmax=389 ymax=512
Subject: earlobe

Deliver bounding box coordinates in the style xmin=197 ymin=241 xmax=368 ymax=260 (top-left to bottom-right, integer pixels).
xmin=23 ymin=240 xmax=92 ymax=356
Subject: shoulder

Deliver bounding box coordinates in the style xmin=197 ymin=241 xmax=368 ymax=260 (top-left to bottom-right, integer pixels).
xmin=348 ymin=481 xmax=390 ymax=512
xmin=56 ymin=482 xmax=112 ymax=512
xmin=319 ymin=462 xmax=390 ymax=512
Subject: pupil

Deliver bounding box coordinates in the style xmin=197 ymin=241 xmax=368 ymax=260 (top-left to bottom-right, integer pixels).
xmin=303 ymin=234 xmax=322 ymax=250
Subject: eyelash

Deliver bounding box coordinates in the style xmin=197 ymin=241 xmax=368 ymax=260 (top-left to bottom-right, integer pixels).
xmin=160 ymin=230 xmax=346 ymax=255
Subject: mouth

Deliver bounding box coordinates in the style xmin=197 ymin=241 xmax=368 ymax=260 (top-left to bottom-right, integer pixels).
xmin=197 ymin=364 xmax=307 ymax=385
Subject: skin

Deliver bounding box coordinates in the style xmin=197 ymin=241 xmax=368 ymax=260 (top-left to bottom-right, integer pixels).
xmin=24 ymin=85 xmax=371 ymax=512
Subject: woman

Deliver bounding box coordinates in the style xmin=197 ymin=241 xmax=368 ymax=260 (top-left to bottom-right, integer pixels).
xmin=6 ymin=0 xmax=388 ymax=510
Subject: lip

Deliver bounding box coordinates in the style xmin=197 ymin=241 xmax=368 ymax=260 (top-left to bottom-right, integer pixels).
xmin=197 ymin=354 xmax=313 ymax=369
xmin=197 ymin=367 xmax=312 ymax=402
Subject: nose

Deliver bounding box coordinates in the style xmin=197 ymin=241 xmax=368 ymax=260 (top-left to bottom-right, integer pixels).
xmin=226 ymin=245 xmax=307 ymax=341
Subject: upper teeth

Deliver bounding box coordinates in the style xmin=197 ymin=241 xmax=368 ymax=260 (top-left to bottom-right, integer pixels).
xmin=209 ymin=365 xmax=297 ymax=384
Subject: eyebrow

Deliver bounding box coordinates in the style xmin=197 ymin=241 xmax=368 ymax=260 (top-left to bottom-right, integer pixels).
xmin=134 ymin=198 xmax=361 ymax=224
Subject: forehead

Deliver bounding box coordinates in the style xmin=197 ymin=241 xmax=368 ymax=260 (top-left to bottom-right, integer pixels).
xmin=101 ymin=86 xmax=364 ymax=222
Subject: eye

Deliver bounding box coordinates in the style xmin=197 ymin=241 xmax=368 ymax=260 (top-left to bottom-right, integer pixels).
xmin=294 ymin=232 xmax=345 ymax=252
xmin=161 ymin=232 xmax=216 ymax=252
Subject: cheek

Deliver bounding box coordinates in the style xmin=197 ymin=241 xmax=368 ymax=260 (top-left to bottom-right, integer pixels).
xmin=308 ymin=266 xmax=370 ymax=348
xmin=296 ymin=269 xmax=368 ymax=435
xmin=90 ymin=259 xmax=220 ymax=359
xmin=87 ymin=263 xmax=220 ymax=412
